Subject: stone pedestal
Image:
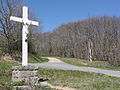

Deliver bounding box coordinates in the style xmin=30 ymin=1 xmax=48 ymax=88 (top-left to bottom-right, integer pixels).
xmin=12 ymin=65 xmax=39 ymax=84
xmin=12 ymin=65 xmax=48 ymax=90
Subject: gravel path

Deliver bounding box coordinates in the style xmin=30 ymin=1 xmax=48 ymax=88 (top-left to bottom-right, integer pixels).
xmin=30 ymin=57 xmax=120 ymax=77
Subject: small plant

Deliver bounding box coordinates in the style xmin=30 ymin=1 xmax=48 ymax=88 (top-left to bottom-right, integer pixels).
xmin=11 ymin=81 xmax=26 ymax=86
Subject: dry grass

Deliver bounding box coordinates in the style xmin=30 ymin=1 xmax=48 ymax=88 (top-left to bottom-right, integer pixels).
xmin=38 ymin=68 xmax=120 ymax=90
xmin=58 ymin=57 xmax=120 ymax=71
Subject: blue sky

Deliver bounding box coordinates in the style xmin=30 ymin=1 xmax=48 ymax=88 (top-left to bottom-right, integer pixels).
xmin=23 ymin=0 xmax=120 ymax=32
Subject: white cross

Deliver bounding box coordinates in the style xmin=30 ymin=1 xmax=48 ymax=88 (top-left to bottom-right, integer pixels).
xmin=10 ymin=6 xmax=39 ymax=66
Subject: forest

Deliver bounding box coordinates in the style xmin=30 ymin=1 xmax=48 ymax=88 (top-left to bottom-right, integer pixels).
xmin=38 ymin=16 xmax=120 ymax=66
xmin=0 ymin=0 xmax=120 ymax=66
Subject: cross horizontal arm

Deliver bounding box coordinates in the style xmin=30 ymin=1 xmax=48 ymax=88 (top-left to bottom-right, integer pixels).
xmin=29 ymin=20 xmax=39 ymax=26
xmin=10 ymin=16 xmax=22 ymax=23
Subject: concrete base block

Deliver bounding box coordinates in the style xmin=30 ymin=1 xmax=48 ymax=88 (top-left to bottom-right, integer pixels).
xmin=12 ymin=65 xmax=48 ymax=90
xmin=12 ymin=65 xmax=39 ymax=84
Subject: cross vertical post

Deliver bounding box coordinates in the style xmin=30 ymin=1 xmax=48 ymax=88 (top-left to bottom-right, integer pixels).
xmin=22 ymin=6 xmax=28 ymax=66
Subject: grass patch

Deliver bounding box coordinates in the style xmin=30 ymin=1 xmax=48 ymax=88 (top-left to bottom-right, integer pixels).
xmin=11 ymin=51 xmax=48 ymax=63
xmin=0 ymin=61 xmax=18 ymax=89
xmin=0 ymin=61 xmax=54 ymax=90
xmin=38 ymin=68 xmax=120 ymax=90
xmin=57 ymin=57 xmax=120 ymax=71
xmin=28 ymin=53 xmax=48 ymax=63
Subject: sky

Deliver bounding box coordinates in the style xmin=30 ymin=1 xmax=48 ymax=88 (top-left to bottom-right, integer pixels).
xmin=23 ymin=0 xmax=120 ymax=32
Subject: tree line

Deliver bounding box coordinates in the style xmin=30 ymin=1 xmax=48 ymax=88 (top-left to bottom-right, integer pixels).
xmin=38 ymin=16 xmax=120 ymax=66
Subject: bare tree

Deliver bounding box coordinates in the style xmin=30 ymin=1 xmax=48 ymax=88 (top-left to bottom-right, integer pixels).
xmin=39 ymin=16 xmax=120 ymax=66
xmin=0 ymin=0 xmax=41 ymax=58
